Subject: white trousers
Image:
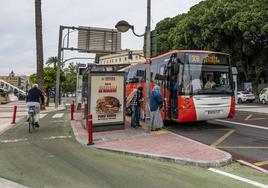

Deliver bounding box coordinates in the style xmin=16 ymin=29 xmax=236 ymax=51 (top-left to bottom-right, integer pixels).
xmin=27 ymin=102 xmax=40 ymax=123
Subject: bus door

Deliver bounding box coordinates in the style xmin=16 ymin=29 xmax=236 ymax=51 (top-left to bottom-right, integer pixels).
xmin=160 ymin=54 xmax=178 ymax=121
xmin=159 ymin=64 xmax=168 ymax=120
xmin=169 ymin=54 xmax=180 ymax=120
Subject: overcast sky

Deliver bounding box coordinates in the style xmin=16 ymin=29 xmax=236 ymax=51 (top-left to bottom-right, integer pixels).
xmin=0 ymin=0 xmax=202 ymax=76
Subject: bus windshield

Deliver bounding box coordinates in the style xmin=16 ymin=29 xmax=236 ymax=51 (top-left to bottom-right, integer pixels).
xmin=179 ymin=53 xmax=233 ymax=95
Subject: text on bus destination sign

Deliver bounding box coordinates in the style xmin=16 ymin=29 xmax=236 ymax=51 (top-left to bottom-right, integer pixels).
xmin=191 ymin=55 xmax=221 ymax=64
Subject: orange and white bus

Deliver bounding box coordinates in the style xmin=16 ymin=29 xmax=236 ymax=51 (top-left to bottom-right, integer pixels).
xmin=121 ymin=50 xmax=235 ymax=123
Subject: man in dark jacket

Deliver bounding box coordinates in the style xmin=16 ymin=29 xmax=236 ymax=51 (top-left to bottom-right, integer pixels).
xmin=26 ymin=84 xmax=45 ymax=127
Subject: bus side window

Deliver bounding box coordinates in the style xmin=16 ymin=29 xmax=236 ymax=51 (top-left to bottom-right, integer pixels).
xmin=136 ymin=69 xmax=145 ymax=82
xmin=160 ymin=65 xmax=165 ymax=75
xmin=127 ymin=67 xmax=138 ymax=83
xmin=151 ymin=63 xmax=158 ymax=82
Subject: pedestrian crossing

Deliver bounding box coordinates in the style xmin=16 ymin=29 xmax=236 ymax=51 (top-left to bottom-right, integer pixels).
xmin=40 ymin=114 xmax=47 ymax=119
xmin=39 ymin=113 xmax=64 ymax=119
xmin=52 ymin=113 xmax=64 ymax=118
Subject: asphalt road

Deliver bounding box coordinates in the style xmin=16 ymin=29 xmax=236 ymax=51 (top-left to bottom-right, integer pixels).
xmin=166 ymin=104 xmax=268 ymax=171
xmin=0 ymin=105 xmax=267 ymax=188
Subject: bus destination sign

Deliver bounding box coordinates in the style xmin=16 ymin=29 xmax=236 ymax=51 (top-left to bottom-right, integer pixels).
xmin=189 ymin=53 xmax=228 ymax=65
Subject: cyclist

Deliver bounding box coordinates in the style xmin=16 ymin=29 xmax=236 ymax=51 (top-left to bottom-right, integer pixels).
xmin=26 ymin=84 xmax=45 ymax=127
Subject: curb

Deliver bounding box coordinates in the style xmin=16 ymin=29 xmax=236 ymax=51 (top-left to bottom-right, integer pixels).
xmin=0 ymin=177 xmax=29 ymax=188
xmin=70 ymin=118 xmax=232 ymax=167
xmin=135 ymin=119 xmax=232 ymax=167
xmin=94 ymin=145 xmax=232 ymax=168
xmin=0 ymin=117 xmax=25 ymax=136
xmin=70 ymin=120 xmax=87 ymax=145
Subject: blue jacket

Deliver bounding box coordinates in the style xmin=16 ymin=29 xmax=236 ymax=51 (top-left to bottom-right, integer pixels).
xmin=26 ymin=87 xmax=45 ymax=104
xmin=150 ymin=91 xmax=163 ymax=112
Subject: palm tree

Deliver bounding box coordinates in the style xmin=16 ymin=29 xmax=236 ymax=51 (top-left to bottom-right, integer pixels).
xmin=46 ymin=56 xmax=58 ymax=68
xmin=35 ymin=0 xmax=44 ymax=91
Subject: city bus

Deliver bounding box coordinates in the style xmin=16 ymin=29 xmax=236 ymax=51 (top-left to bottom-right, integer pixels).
xmin=121 ymin=50 xmax=235 ymax=123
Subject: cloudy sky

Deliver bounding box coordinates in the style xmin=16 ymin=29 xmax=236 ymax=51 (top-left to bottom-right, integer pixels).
xmin=0 ymin=0 xmax=202 ymax=76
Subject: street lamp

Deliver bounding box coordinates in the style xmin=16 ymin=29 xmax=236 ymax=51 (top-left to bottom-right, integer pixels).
xmin=115 ymin=20 xmax=145 ymax=37
xmin=115 ymin=0 xmax=151 ymax=133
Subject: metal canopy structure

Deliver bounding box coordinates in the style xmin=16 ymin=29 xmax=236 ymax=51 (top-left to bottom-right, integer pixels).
xmin=55 ymin=25 xmax=122 ymax=108
xmin=78 ymin=26 xmax=121 ymax=55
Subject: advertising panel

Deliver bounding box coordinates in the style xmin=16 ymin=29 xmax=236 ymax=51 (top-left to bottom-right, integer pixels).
xmin=90 ymin=73 xmax=125 ymax=125
xmin=244 ymin=82 xmax=253 ymax=92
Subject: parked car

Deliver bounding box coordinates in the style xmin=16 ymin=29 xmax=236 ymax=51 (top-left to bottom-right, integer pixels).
xmin=259 ymin=87 xmax=268 ymax=104
xmin=237 ymin=91 xmax=255 ymax=103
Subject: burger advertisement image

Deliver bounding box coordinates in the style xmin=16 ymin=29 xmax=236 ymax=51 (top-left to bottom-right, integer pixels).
xmin=90 ymin=74 xmax=125 ymax=125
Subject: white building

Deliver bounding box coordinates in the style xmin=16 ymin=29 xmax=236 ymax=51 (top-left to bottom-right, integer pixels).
xmin=99 ymin=50 xmax=145 ymax=65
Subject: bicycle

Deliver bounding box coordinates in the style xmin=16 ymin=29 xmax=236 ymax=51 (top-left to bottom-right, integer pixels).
xmin=27 ymin=106 xmax=38 ymax=133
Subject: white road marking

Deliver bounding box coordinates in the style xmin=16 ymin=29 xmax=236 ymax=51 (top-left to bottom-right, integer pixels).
xmin=237 ymin=160 xmax=268 ymax=175
xmin=65 ymin=103 xmax=70 ymax=106
xmin=215 ymin=119 xmax=268 ymax=131
xmin=0 ymin=138 xmax=28 ymax=143
xmin=43 ymin=135 xmax=72 ymax=140
xmin=0 ymin=177 xmax=29 ymax=188
xmin=49 ymin=120 xmax=66 ymax=123
xmin=218 ymin=146 xmax=268 ymax=149
xmin=208 ymin=168 xmax=268 ymax=188
xmin=40 ymin=113 xmax=47 ymax=119
xmin=0 ymin=136 xmax=72 ymax=144
xmin=52 ymin=113 xmax=64 ymax=118
xmin=236 ymin=105 xmax=260 ymax=108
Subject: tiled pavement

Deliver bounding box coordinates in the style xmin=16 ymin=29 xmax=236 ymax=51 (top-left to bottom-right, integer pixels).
xmin=71 ymin=113 xmax=232 ymax=167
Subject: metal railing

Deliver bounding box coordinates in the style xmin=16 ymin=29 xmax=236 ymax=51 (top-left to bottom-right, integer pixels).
xmin=0 ymin=79 xmax=26 ymax=96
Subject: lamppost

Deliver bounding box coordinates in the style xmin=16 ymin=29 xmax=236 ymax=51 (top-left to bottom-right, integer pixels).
xmin=115 ymin=0 xmax=151 ymax=133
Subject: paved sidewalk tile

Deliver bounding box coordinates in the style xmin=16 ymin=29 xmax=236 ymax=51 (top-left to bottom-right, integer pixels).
xmin=70 ymin=113 xmax=232 ymax=167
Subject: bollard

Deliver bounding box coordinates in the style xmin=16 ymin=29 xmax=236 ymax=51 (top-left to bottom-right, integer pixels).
xmin=77 ymin=103 xmax=81 ymax=111
xmin=84 ymin=103 xmax=87 ymax=119
xmin=71 ymin=103 xmax=74 ymax=120
xmin=87 ymin=114 xmax=93 ymax=145
xmin=11 ymin=106 xmax=17 ymax=124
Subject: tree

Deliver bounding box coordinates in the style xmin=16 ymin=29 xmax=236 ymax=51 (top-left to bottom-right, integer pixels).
xmin=35 ymin=0 xmax=44 ymax=91
xmin=30 ymin=67 xmax=65 ymax=106
xmin=46 ymin=56 xmax=58 ymax=68
xmin=155 ymin=14 xmax=186 ymax=55
xmin=155 ymin=0 xmax=268 ymax=94
xmin=62 ymin=63 xmax=77 ymax=93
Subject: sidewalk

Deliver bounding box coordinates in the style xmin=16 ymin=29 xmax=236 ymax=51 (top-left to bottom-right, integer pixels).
xmin=236 ymin=104 xmax=268 ymax=114
xmin=0 ymin=101 xmax=65 ymax=135
xmin=71 ymin=113 xmax=232 ymax=167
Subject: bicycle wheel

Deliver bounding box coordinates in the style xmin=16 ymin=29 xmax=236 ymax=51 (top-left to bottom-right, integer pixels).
xmin=28 ymin=116 xmax=33 ymax=133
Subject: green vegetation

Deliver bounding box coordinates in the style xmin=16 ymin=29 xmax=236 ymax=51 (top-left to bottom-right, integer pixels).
xmin=30 ymin=57 xmax=77 ymax=105
xmin=155 ymin=0 xmax=268 ymax=93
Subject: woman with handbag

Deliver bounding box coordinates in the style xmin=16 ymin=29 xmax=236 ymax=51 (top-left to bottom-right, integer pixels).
xmin=150 ymin=85 xmax=163 ymax=131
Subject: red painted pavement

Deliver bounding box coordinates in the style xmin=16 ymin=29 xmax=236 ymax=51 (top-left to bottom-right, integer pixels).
xmin=71 ymin=113 xmax=230 ymax=163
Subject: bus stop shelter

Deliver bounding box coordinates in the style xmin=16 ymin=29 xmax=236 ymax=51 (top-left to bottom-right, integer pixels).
xmin=80 ymin=64 xmax=128 ymax=131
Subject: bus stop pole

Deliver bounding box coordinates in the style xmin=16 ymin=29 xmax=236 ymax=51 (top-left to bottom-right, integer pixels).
xmin=145 ymin=0 xmax=151 ymax=133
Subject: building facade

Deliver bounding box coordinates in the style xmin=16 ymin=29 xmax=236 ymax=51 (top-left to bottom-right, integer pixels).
xmin=99 ymin=50 xmax=145 ymax=65
xmin=0 ymin=71 xmax=31 ymax=92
